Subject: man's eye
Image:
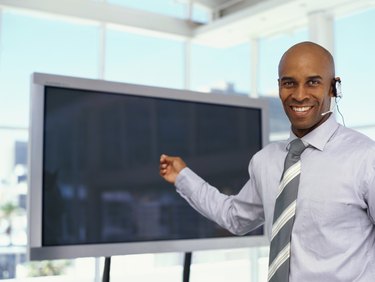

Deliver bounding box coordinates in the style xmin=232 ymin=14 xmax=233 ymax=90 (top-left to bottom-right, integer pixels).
xmin=307 ymin=80 xmax=319 ymax=86
xmin=282 ymin=81 xmax=295 ymax=87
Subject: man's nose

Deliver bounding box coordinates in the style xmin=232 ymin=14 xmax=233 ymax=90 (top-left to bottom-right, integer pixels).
xmin=292 ymin=85 xmax=308 ymax=101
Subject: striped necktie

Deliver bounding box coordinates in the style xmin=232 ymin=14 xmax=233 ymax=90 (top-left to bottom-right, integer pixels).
xmin=268 ymin=138 xmax=307 ymax=282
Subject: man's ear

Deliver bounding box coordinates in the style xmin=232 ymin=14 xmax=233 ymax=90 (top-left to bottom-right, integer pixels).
xmin=329 ymin=81 xmax=335 ymax=98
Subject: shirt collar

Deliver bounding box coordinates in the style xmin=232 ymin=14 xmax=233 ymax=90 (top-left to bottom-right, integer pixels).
xmin=286 ymin=114 xmax=340 ymax=151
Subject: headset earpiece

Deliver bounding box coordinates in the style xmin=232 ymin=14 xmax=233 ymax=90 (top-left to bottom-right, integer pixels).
xmin=333 ymin=77 xmax=342 ymax=98
xmin=322 ymin=77 xmax=343 ymax=117
xmin=326 ymin=77 xmax=345 ymax=125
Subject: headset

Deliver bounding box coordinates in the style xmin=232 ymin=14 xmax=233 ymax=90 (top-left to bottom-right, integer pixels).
xmin=321 ymin=77 xmax=345 ymax=125
xmin=332 ymin=77 xmax=342 ymax=98
xmin=322 ymin=77 xmax=342 ymax=116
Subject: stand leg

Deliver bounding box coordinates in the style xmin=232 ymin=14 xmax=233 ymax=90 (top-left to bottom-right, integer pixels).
xmin=102 ymin=256 xmax=111 ymax=282
xmin=183 ymin=252 xmax=192 ymax=282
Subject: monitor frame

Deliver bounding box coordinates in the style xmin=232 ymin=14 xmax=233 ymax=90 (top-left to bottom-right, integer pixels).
xmin=28 ymin=72 xmax=269 ymax=260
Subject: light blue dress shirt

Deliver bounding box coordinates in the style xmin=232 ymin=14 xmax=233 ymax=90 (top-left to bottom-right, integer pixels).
xmin=175 ymin=115 xmax=375 ymax=281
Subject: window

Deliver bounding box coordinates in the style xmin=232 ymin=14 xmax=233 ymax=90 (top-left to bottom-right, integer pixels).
xmin=191 ymin=43 xmax=251 ymax=94
xmin=0 ymin=10 xmax=99 ymax=127
xmin=105 ymin=28 xmax=184 ymax=89
xmin=0 ymin=10 xmax=100 ymax=280
xmin=335 ymin=8 xmax=375 ymax=139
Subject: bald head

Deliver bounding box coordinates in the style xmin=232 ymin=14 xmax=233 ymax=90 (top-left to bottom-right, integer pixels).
xmin=278 ymin=41 xmax=335 ymax=79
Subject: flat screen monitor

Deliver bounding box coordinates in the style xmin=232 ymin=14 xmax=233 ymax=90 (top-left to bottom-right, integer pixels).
xmin=28 ymin=73 xmax=269 ymax=260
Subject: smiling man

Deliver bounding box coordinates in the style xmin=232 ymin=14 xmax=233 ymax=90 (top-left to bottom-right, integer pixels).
xmin=159 ymin=41 xmax=375 ymax=281
xmin=278 ymin=42 xmax=336 ymax=137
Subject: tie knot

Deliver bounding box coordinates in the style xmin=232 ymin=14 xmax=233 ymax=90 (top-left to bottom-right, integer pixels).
xmin=289 ymin=138 xmax=306 ymax=157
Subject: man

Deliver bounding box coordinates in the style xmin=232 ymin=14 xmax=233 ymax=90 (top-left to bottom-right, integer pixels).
xmin=159 ymin=41 xmax=375 ymax=281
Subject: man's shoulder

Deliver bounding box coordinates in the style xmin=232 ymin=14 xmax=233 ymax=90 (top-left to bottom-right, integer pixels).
xmin=336 ymin=125 xmax=375 ymax=158
xmin=338 ymin=125 xmax=375 ymax=146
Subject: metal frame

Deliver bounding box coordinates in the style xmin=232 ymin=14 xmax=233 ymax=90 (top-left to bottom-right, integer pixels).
xmin=28 ymin=72 xmax=269 ymax=260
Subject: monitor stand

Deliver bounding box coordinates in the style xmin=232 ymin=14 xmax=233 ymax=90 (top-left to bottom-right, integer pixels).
xmin=102 ymin=252 xmax=192 ymax=282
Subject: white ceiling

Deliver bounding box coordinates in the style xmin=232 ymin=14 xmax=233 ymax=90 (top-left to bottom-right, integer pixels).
xmin=1 ymin=0 xmax=375 ymax=47
xmin=193 ymin=0 xmax=375 ymax=46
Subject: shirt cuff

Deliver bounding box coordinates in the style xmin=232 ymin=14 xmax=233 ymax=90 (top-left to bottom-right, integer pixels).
xmin=175 ymin=167 xmax=205 ymax=198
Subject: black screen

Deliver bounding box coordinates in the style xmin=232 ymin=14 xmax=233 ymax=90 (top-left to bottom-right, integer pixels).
xmin=42 ymin=86 xmax=263 ymax=246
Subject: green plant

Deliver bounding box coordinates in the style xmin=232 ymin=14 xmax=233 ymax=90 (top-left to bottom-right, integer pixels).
xmin=0 ymin=201 xmax=24 ymax=238
xmin=26 ymin=260 xmax=72 ymax=277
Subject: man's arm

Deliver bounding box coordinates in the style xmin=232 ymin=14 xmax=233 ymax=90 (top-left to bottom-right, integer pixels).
xmin=159 ymin=154 xmax=265 ymax=235
xmin=368 ymin=163 xmax=375 ymax=225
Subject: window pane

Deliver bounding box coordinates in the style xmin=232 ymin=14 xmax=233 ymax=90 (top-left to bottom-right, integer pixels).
xmin=105 ymin=29 xmax=184 ymax=89
xmin=191 ymin=4 xmax=211 ymax=23
xmin=191 ymin=43 xmax=251 ymax=94
xmin=0 ymin=11 xmax=99 ymax=127
xmin=335 ymin=8 xmax=375 ymax=131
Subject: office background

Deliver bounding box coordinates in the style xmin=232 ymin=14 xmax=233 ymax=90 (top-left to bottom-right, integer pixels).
xmin=0 ymin=0 xmax=374 ymax=281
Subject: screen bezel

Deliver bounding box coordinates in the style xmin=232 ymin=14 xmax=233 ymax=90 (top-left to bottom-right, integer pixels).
xmin=28 ymin=72 xmax=269 ymax=260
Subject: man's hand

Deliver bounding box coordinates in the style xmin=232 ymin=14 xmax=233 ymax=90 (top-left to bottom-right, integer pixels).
xmin=159 ymin=154 xmax=187 ymax=184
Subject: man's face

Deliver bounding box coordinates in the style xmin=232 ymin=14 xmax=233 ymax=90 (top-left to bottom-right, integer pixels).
xmin=278 ymin=48 xmax=334 ymax=137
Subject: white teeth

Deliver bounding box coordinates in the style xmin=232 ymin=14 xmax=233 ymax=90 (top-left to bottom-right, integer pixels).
xmin=292 ymin=106 xmax=311 ymax=112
